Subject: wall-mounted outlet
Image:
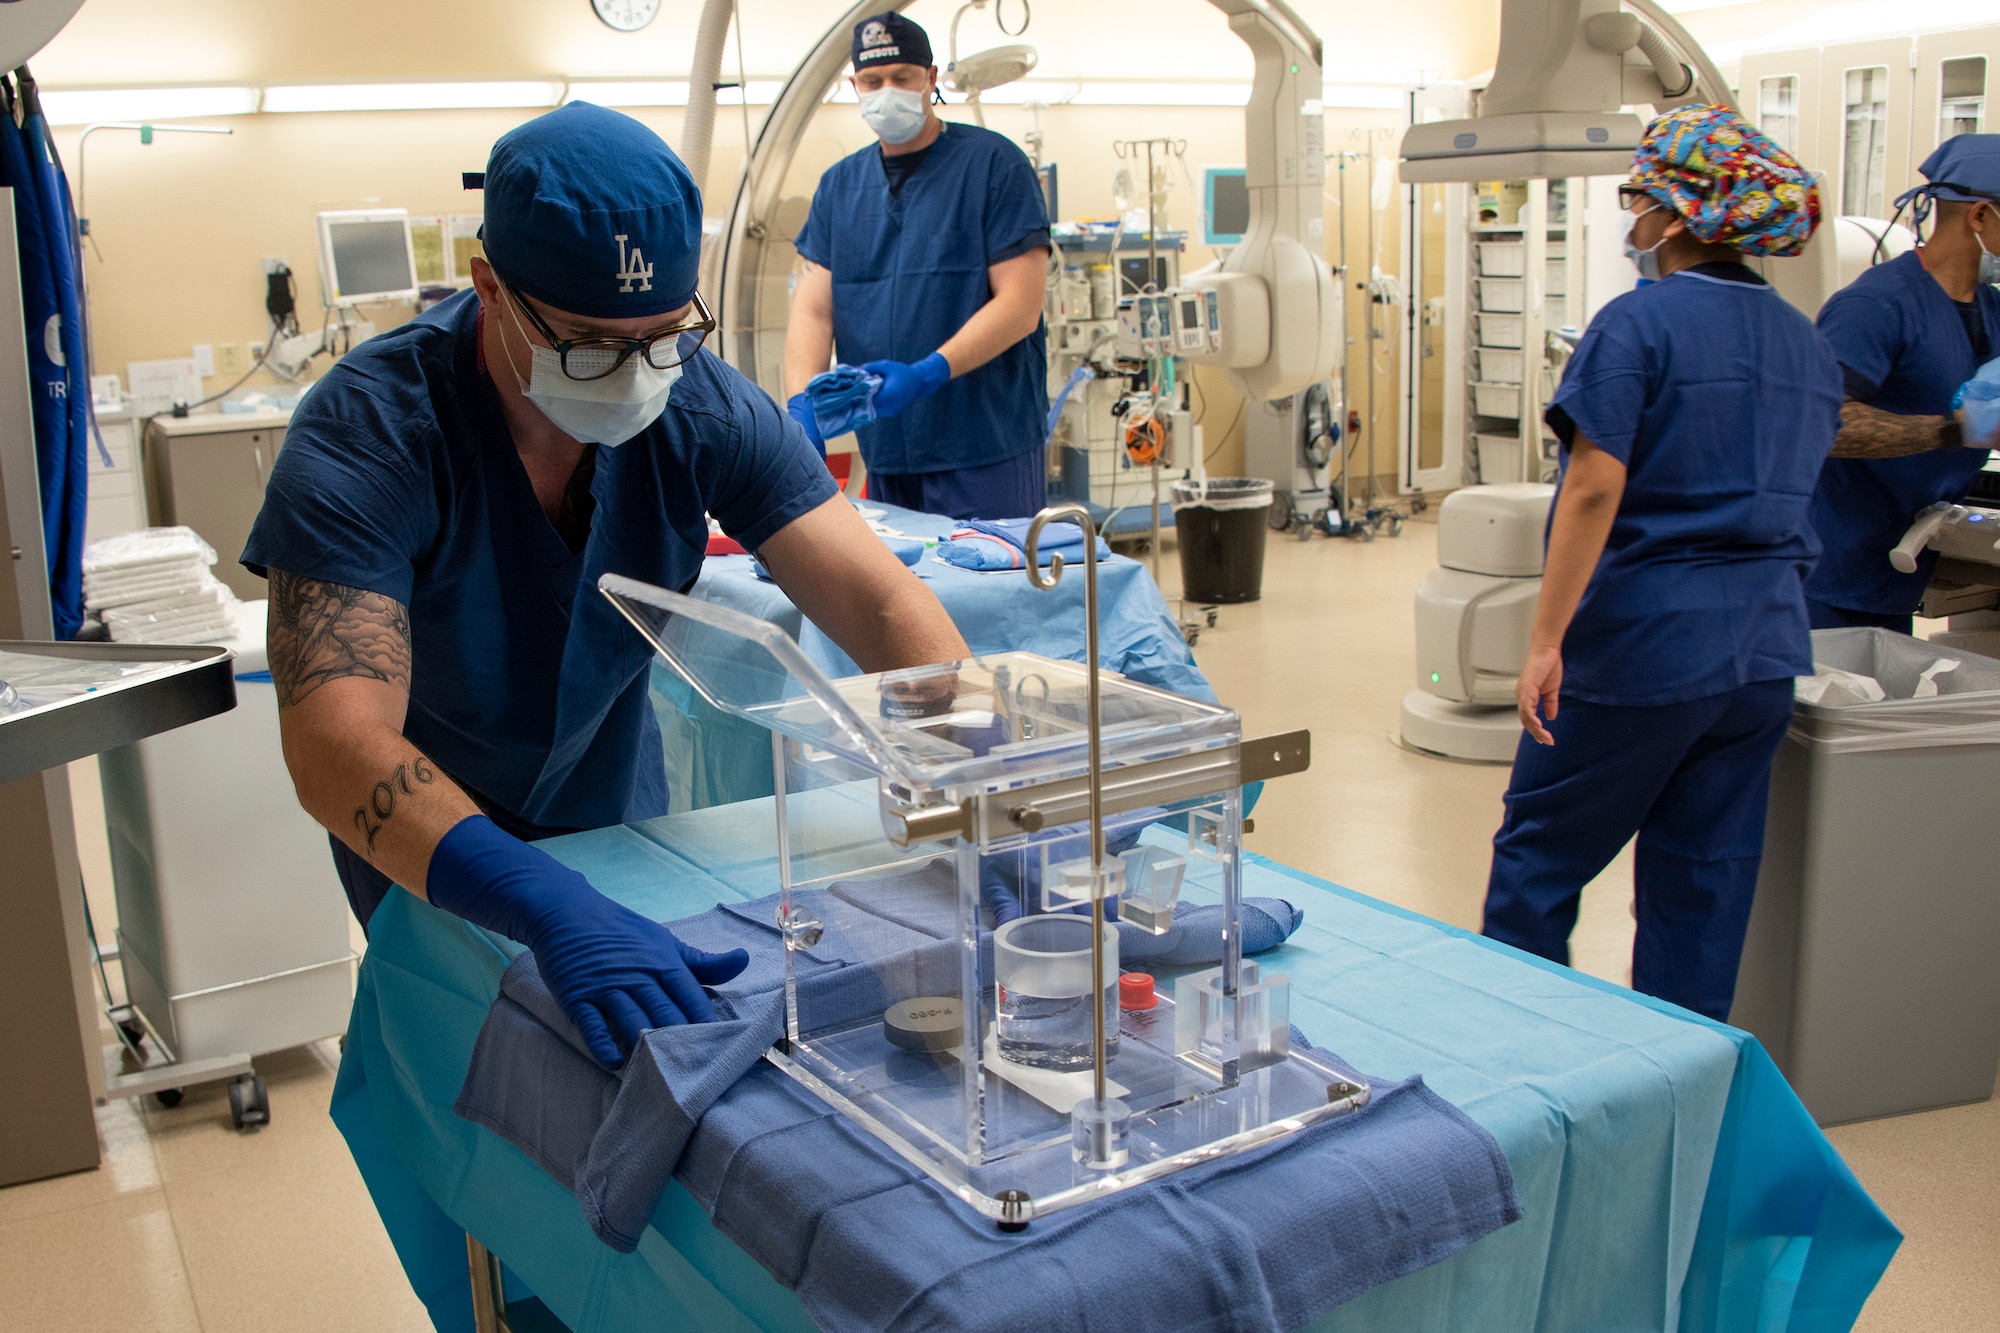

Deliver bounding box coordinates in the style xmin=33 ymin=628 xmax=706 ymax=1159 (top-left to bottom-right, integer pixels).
xmin=215 ymin=342 xmax=244 ymax=377
xmin=248 ymin=339 xmax=266 ymax=363
xmin=192 ymin=343 xmax=216 ymax=378
xmin=262 ymin=256 xmax=289 ymax=275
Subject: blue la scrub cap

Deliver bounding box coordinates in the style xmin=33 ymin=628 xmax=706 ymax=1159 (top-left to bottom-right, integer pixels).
xmin=479 ymin=101 xmax=702 ymax=321
xmin=1893 ymin=133 xmax=2000 ymax=226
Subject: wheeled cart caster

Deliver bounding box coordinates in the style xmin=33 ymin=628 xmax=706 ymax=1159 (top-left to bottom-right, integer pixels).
xmin=154 ymin=1088 xmax=184 ymax=1108
xmin=229 ymin=1073 xmax=270 ymax=1130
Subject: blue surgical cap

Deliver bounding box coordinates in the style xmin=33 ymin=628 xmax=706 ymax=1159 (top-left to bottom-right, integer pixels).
xmin=479 ymin=101 xmax=702 ymax=320
xmin=1895 ymin=133 xmax=2000 ymax=222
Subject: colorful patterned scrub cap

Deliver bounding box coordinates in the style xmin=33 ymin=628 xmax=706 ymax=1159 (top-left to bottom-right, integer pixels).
xmin=1627 ymin=103 xmax=1822 ymax=257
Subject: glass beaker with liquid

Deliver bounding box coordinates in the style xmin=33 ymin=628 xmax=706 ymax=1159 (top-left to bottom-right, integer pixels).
xmin=993 ymin=914 xmax=1120 ymax=1071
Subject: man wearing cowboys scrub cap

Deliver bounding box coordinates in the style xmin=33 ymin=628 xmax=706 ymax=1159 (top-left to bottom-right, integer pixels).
xmin=785 ymin=10 xmax=1054 ymax=519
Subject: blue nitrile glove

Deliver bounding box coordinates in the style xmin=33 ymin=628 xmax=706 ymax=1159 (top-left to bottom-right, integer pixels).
xmin=1954 ymin=356 xmax=2000 ymax=449
xmin=860 ymin=351 xmax=951 ymax=421
xmin=427 ymin=816 xmax=749 ymax=1069
xmin=785 ymin=392 xmax=827 ymax=458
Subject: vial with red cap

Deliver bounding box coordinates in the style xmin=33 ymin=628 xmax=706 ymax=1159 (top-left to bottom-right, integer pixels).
xmin=1119 ymin=972 xmax=1157 ymax=1011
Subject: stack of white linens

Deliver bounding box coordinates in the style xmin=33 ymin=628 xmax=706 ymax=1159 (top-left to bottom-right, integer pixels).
xmin=82 ymin=527 xmax=240 ymax=644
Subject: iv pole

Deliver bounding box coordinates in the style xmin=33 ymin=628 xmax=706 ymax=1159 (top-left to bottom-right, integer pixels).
xmin=1113 ymin=136 xmax=1186 ymax=587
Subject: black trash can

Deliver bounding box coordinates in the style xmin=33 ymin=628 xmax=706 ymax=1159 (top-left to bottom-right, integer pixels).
xmin=1171 ymin=478 xmax=1273 ymax=603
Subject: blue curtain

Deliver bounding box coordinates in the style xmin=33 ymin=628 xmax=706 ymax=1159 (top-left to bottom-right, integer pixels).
xmin=0 ymin=68 xmax=89 ymax=639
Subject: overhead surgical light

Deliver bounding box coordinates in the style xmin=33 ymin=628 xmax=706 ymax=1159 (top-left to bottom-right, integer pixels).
xmin=1399 ymin=0 xmax=1732 ymax=183
xmin=942 ymin=1 xmax=1038 ymax=127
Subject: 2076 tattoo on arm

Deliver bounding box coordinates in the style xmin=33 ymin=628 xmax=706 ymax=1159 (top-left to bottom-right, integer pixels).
xmin=267 ymin=570 xmax=413 ymax=708
xmin=354 ymin=756 xmax=437 ymax=853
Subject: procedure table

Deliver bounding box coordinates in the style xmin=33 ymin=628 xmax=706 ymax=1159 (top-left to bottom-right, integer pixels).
xmin=332 ymin=796 xmax=1898 ymax=1333
xmin=654 ymin=502 xmax=1210 ymax=811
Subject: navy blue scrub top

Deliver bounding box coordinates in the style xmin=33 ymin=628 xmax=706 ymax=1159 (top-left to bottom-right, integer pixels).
xmin=1808 ymin=250 xmax=2000 ymax=615
xmin=796 ymin=121 xmax=1050 ymax=476
xmin=1545 ymin=263 xmax=1843 ymax=708
xmin=242 ymin=289 xmax=837 ymax=835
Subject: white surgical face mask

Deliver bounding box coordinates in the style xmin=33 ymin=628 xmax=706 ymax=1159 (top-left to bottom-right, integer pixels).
xmin=859 ymin=85 xmax=927 ymax=145
xmin=498 ymin=293 xmax=682 ymax=445
xmin=1976 ymin=209 xmax=2000 ymax=286
xmin=1622 ymin=204 xmax=1667 ymax=283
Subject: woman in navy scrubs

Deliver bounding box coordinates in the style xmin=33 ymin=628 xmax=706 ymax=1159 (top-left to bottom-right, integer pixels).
xmin=782 ymin=12 xmax=1052 ymax=520
xmin=244 ymin=104 xmax=969 ymax=1069
xmin=1481 ymin=106 xmax=1843 ymax=1022
xmin=1806 ymin=134 xmax=2000 ymax=633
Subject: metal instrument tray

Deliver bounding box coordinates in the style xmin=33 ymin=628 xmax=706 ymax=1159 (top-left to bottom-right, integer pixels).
xmin=0 ymin=640 xmax=236 ymax=783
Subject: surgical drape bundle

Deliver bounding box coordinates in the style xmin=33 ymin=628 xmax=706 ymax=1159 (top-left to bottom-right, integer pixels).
xmin=805 ymin=363 xmax=884 ymax=438
xmin=81 ymin=526 xmax=239 ymax=644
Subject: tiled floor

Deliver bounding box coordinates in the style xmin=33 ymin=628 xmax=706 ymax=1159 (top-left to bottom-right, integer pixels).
xmin=1 ymin=513 xmax=1991 ymax=1330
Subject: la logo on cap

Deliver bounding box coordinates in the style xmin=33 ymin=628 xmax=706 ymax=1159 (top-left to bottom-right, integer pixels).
xmin=860 ymin=20 xmax=891 ymax=47
xmin=615 ymin=234 xmax=654 ymax=294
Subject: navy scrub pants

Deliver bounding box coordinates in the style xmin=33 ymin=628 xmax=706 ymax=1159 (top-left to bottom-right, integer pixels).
xmin=1482 ymin=677 xmax=1796 ymax=1022
xmin=867 ymin=444 xmax=1047 ymax=521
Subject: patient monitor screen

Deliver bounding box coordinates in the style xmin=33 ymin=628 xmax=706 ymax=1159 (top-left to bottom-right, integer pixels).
xmin=1209 ymin=172 xmax=1250 ymax=239
xmin=328 ymin=219 xmax=415 ymax=301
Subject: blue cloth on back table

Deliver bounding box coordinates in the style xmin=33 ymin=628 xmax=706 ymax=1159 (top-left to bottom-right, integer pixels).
xmin=454 ymin=856 xmax=1334 ymax=1259
xmin=331 ymin=799 xmax=1897 ymax=1333
xmin=653 ymin=502 xmax=1214 ymax=812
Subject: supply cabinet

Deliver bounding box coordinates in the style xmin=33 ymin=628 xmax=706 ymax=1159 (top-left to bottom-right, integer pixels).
xmin=84 ymin=404 xmax=149 ymax=546
xmin=1464 ymin=179 xmax=1584 ymax=486
xmin=1739 ymin=21 xmax=1996 ymax=219
xmin=144 ymin=409 xmax=292 ymax=601
xmin=98 ymin=599 xmax=353 ymax=1068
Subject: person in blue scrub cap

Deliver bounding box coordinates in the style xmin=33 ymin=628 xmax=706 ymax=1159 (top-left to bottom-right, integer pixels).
xmin=242 ymin=102 xmax=969 ymax=1069
xmin=1805 ymin=133 xmax=2000 ymax=633
xmin=783 ymin=11 xmax=1052 ymax=520
xmin=1481 ymin=105 xmax=1843 ymax=1023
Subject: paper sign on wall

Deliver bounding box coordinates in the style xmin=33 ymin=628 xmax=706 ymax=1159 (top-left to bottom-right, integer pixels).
xmin=126 ymin=358 xmax=202 ymax=416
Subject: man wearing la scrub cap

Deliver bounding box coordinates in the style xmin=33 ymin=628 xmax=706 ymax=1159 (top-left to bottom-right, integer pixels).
xmin=1804 ymin=133 xmax=2000 ymax=633
xmin=783 ymin=11 xmax=1052 ymax=519
xmin=1481 ymin=105 xmax=1844 ymax=1022
xmin=243 ymin=103 xmax=968 ymax=1069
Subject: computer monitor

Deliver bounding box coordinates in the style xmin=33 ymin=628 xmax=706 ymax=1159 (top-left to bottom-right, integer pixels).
xmin=1202 ymin=166 xmax=1249 ymax=248
xmin=317 ymin=209 xmax=420 ymax=306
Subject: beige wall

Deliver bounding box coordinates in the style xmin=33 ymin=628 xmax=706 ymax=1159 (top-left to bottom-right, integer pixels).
xmin=35 ymin=0 xmax=1481 ymax=478
xmin=52 ymin=106 xmax=753 ymax=396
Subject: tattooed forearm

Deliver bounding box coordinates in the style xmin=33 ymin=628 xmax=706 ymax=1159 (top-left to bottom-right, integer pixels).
xmin=1830 ymin=399 xmax=1955 ymax=460
xmin=267 ymin=570 xmax=413 ymax=707
xmin=351 ymin=755 xmax=437 ymax=856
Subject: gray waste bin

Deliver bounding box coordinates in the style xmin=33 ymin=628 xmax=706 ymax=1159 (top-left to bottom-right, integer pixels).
xmin=1732 ymin=628 xmax=2000 ymax=1125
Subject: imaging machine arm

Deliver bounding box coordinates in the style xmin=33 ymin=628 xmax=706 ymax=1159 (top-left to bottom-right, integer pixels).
xmin=1399 ymin=0 xmax=1732 ymax=184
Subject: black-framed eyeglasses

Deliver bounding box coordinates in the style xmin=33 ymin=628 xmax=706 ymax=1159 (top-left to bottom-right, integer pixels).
xmin=1617 ymin=184 xmax=1659 ymax=212
xmin=504 ymin=282 xmax=715 ymax=382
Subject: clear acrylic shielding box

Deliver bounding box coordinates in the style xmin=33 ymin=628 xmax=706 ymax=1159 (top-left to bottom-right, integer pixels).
xmin=601 ymin=573 xmax=1366 ymax=1227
